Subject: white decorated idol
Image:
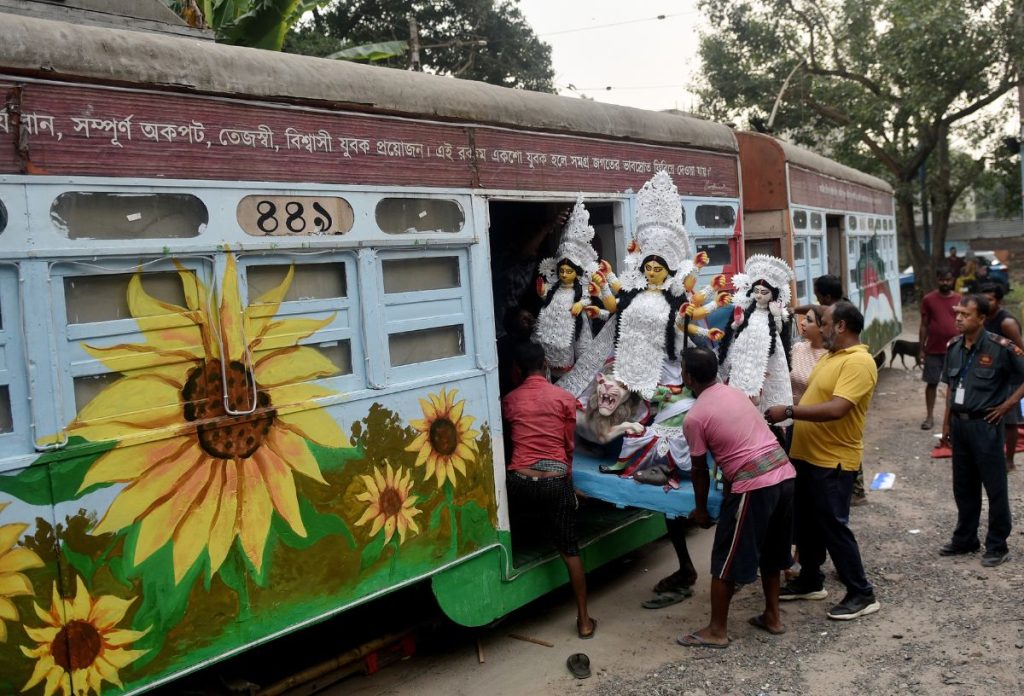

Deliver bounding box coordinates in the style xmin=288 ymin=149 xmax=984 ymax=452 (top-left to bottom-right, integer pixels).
xmin=532 ymin=196 xmax=611 ymax=377
xmin=718 ymin=254 xmax=796 ymax=418
xmin=608 ymin=170 xmax=727 ymax=400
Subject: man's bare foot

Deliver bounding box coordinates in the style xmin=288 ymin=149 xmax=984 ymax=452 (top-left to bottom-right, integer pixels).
xmin=748 ymin=613 xmax=786 ymax=635
xmin=1006 ymin=460 xmax=1016 ymax=472
xmin=576 ymin=616 xmax=596 ymax=639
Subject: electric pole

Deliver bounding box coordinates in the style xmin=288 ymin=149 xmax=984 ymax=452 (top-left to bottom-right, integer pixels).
xmin=408 ymin=15 xmax=421 ymax=72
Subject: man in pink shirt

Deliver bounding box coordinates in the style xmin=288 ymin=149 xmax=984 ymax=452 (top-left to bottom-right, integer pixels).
xmin=676 ymin=347 xmax=796 ymax=648
xmin=920 ymin=269 xmax=961 ymax=429
xmin=501 ymin=341 xmax=595 ymax=639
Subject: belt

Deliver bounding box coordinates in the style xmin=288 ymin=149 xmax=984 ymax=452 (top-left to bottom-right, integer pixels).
xmin=951 ymin=411 xmax=990 ymax=420
xmin=511 ymin=469 xmax=566 ymax=481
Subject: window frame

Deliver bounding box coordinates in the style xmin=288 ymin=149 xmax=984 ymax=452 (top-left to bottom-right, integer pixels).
xmin=376 ymin=247 xmax=474 ymax=382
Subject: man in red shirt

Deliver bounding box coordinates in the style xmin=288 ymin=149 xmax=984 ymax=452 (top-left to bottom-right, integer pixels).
xmin=920 ymin=269 xmax=961 ymax=430
xmin=501 ymin=341 xmax=595 ymax=639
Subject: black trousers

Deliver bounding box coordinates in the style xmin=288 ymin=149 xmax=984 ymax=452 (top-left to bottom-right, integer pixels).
xmin=950 ymin=418 xmax=1012 ymax=554
xmin=792 ymin=458 xmax=873 ymax=596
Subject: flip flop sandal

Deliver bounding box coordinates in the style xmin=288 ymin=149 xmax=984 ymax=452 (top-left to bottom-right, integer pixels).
xmin=653 ymin=570 xmax=698 ymax=594
xmin=642 ymin=588 xmax=694 ymax=609
xmin=577 ymin=617 xmax=597 ymax=639
xmin=566 ymin=653 xmax=591 ymax=679
xmin=748 ymin=614 xmax=786 ymax=635
xmin=676 ymin=631 xmax=729 ymax=649
xmin=920 ymin=419 xmax=933 ymax=430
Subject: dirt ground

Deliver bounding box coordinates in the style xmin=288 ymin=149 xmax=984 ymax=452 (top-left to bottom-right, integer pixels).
xmin=335 ymin=305 xmax=1024 ymax=696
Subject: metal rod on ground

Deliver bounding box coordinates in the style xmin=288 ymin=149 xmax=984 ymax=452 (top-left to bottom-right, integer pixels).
xmin=477 ymin=638 xmax=485 ymax=663
xmin=507 ymin=633 xmax=554 ymax=648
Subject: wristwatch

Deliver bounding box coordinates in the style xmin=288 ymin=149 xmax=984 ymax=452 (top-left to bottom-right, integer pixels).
xmin=784 ymin=406 xmax=794 ymax=420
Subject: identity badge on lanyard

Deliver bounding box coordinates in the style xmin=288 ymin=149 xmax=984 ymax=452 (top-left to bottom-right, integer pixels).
xmin=954 ymin=347 xmax=977 ymax=405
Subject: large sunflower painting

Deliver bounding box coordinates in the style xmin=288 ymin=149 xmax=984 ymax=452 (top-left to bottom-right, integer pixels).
xmin=69 ymin=256 xmax=350 ymax=582
xmin=405 ymin=388 xmax=479 ymax=488
xmin=20 ymin=576 xmax=149 ymax=696
xmin=0 ymin=502 xmax=44 ymax=642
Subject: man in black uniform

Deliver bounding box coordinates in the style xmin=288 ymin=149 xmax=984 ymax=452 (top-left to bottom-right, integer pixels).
xmin=939 ymin=294 xmax=1024 ymax=567
xmin=980 ymin=283 xmax=1023 ymax=471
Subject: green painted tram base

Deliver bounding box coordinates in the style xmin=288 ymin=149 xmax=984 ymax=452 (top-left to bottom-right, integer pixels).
xmin=432 ymin=506 xmax=666 ymax=627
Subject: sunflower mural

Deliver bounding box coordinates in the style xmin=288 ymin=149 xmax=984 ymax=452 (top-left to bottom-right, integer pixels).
xmin=0 ymin=502 xmax=44 ymax=642
xmin=20 ymin=576 xmax=149 ymax=696
xmin=354 ymin=462 xmax=422 ymax=546
xmin=69 ymin=256 xmax=349 ymax=583
xmin=405 ymin=388 xmax=479 ymax=489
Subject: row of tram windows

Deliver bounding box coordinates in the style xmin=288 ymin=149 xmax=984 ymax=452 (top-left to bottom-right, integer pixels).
xmin=792 ymin=209 xmax=895 ymax=234
xmin=0 ymin=249 xmax=475 ymax=455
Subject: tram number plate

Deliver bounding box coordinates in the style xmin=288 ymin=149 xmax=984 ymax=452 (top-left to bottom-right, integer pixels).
xmin=237 ymin=195 xmax=354 ymax=237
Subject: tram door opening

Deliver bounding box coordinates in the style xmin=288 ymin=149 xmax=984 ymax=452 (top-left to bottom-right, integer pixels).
xmin=826 ymin=214 xmax=844 ymax=285
xmin=487 ymin=198 xmax=620 ymax=560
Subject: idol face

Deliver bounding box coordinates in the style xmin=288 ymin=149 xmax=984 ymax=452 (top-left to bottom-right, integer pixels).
xmin=558 ymin=263 xmax=578 ymax=286
xmin=644 ymin=260 xmax=668 ymax=287
xmin=751 ymin=284 xmax=774 ymax=308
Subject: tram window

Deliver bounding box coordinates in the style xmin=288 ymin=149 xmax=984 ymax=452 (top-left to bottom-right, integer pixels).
xmin=247 ymin=263 xmax=347 ymax=303
xmin=810 ymin=240 xmax=821 ymax=260
xmin=51 ymin=192 xmax=207 ymax=239
xmin=315 ymin=341 xmax=353 ymax=375
xmin=0 ymin=199 xmax=6 ymax=235
xmin=796 ymin=279 xmax=807 ymax=300
xmin=383 ymin=257 xmax=460 ymax=293
xmin=694 ymin=241 xmax=731 ymax=267
xmin=868 ymin=218 xmax=875 ymax=231
xmin=850 ymin=268 xmax=858 ymax=286
xmin=848 ymin=216 xmax=857 ymax=231
xmin=64 ymin=271 xmax=188 ymax=324
xmin=848 ymin=238 xmax=856 ymax=256
xmin=792 ymin=210 xmax=807 ymax=229
xmin=73 ymin=373 xmax=122 ymax=412
xmin=793 ymin=243 xmax=805 ymax=261
xmin=810 ymin=212 xmax=823 ymax=230
xmin=376 ymin=198 xmax=465 ymax=234
xmin=0 ymin=386 xmax=11 ymax=433
xmin=695 ymin=205 xmax=735 ymax=229
xmin=389 ymin=325 xmax=464 ymax=366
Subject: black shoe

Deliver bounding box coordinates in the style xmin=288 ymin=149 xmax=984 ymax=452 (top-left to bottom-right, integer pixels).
xmin=981 ymin=551 xmax=1009 ymax=567
xmin=827 ymin=592 xmax=880 ymax=620
xmin=779 ymin=582 xmax=828 ymax=601
xmin=938 ymin=542 xmax=980 ymax=556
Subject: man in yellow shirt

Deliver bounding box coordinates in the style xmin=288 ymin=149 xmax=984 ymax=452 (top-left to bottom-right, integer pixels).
xmin=766 ymin=302 xmax=879 ymax=621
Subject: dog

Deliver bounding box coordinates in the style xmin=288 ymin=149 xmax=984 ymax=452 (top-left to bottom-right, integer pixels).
xmin=888 ymin=339 xmax=922 ymax=369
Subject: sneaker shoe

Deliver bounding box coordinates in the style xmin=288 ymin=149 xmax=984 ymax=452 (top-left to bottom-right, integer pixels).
xmin=780 ymin=582 xmax=828 ymax=601
xmin=939 ymin=542 xmax=980 ymax=556
xmin=981 ymin=551 xmax=1009 ymax=567
xmin=827 ymin=592 xmax=880 ymax=620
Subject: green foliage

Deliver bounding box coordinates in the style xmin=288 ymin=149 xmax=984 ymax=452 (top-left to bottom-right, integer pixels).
xmin=285 ymin=0 xmax=555 ymax=92
xmin=697 ymin=0 xmax=1024 ymax=286
xmin=327 ymin=39 xmax=409 ymax=61
xmin=0 ymin=437 xmax=115 ymax=505
xmin=161 ymin=0 xmax=331 ymax=49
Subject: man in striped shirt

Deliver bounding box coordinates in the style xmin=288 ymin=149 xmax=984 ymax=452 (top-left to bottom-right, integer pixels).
xmin=676 ymin=347 xmax=796 ymax=648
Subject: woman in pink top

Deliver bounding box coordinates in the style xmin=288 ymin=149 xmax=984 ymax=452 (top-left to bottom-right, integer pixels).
xmin=790 ymin=306 xmax=828 ymax=404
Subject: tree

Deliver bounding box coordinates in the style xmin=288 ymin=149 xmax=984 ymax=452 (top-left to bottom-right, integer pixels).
xmin=285 ymin=0 xmax=555 ymax=92
xmin=697 ymin=0 xmax=1024 ymax=288
xmin=161 ymin=1 xmax=331 ymax=50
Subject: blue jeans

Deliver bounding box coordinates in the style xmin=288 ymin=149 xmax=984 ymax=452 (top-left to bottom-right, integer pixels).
xmin=792 ymin=458 xmax=873 ymax=596
xmin=950 ymin=418 xmax=1012 ymax=554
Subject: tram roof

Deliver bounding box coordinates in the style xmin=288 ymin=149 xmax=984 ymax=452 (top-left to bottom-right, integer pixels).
xmin=0 ymin=13 xmax=738 ymax=155
xmin=776 ymin=138 xmax=893 ymax=194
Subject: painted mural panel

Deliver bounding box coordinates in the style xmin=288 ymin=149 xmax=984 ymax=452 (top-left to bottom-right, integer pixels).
xmin=0 ymin=253 xmax=497 ymax=694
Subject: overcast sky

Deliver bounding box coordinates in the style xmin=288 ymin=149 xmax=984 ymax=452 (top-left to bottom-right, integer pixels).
xmin=516 ymin=1 xmax=704 ymax=113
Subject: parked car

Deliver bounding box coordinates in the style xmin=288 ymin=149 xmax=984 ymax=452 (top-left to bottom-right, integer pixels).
xmin=899 ymin=252 xmax=1009 ymax=301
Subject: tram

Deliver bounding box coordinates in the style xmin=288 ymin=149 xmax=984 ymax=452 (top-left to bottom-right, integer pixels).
xmin=0 ymin=12 xmax=748 ymax=695
xmin=737 ymin=132 xmax=902 ymax=355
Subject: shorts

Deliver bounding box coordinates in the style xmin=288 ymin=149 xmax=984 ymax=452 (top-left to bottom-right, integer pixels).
xmin=710 ymin=478 xmax=795 ymax=584
xmin=506 ymin=461 xmax=579 ymax=555
xmin=1004 ymin=399 xmax=1021 ymax=424
xmin=922 ymin=354 xmax=944 ymax=385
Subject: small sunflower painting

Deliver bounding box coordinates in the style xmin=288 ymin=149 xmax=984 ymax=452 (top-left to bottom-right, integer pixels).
xmin=354 ymin=462 xmax=422 ymax=546
xmin=20 ymin=576 xmax=150 ymax=696
xmin=0 ymin=502 xmax=45 ymax=642
xmin=405 ymin=388 xmax=479 ymax=488
xmin=69 ymin=256 xmax=350 ymax=583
